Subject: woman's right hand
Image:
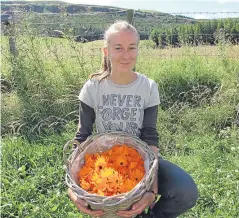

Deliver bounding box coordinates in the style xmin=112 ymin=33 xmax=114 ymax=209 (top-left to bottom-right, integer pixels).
xmin=68 ymin=188 xmax=105 ymax=217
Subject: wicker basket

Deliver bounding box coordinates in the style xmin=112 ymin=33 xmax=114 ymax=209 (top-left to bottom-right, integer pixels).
xmin=64 ymin=131 xmax=158 ymax=218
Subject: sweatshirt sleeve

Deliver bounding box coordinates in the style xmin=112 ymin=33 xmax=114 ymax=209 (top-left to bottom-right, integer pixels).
xmin=74 ymin=101 xmax=95 ymax=143
xmin=140 ymin=105 xmax=159 ymax=147
xmin=145 ymin=80 xmax=160 ymax=109
xmin=78 ymin=79 xmax=96 ymax=108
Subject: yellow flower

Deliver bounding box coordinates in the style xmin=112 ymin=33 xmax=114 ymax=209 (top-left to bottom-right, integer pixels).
xmin=97 ymin=189 xmax=105 ymax=196
xmin=100 ymin=167 xmax=116 ymax=178
xmin=108 ymin=173 xmax=123 ymax=189
xmin=95 ymin=156 xmax=108 ymax=171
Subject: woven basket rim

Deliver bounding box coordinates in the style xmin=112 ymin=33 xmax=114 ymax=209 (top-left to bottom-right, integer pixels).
xmin=64 ymin=131 xmax=158 ymax=206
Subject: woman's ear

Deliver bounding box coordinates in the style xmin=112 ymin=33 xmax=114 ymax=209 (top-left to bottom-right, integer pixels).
xmin=103 ymin=47 xmax=108 ymax=57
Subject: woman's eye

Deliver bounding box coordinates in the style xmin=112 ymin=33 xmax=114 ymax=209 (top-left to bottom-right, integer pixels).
xmin=130 ymin=47 xmax=136 ymax=50
xmin=115 ymin=47 xmax=122 ymax=51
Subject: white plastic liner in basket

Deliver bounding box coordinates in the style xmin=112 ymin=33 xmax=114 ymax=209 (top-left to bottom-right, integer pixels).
xmin=64 ymin=131 xmax=158 ymax=218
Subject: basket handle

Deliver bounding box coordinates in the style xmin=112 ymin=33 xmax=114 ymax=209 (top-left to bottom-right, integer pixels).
xmin=63 ymin=139 xmax=85 ymax=165
xmin=63 ymin=139 xmax=75 ymax=165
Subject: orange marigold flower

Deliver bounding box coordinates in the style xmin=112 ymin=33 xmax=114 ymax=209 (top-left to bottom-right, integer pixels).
xmin=80 ymin=178 xmax=91 ymax=191
xmin=111 ymin=145 xmax=128 ymax=156
xmin=128 ymin=161 xmax=138 ymax=170
xmin=97 ymin=177 xmax=108 ymax=191
xmin=130 ymin=155 xmax=144 ymax=166
xmin=121 ymin=145 xmax=131 ymax=156
xmin=115 ymin=156 xmax=128 ymax=168
xmin=127 ymin=152 xmax=143 ymax=162
xmin=85 ymin=154 xmax=95 ymax=168
xmin=137 ymin=165 xmax=145 ymax=174
xmin=85 ymin=153 xmax=94 ymax=161
xmin=78 ymin=165 xmax=93 ymax=178
xmin=130 ymin=169 xmax=144 ymax=183
xmin=117 ymin=167 xmax=128 ymax=177
xmin=127 ymin=147 xmax=139 ymax=156
xmin=118 ymin=178 xmax=136 ymax=193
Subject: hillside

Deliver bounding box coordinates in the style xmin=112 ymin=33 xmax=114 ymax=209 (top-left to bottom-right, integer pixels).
xmin=1 ymin=0 xmax=192 ymax=19
xmin=1 ymin=0 xmax=195 ymax=39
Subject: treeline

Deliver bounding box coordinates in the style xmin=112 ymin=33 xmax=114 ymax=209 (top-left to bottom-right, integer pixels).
xmin=1 ymin=11 xmax=193 ymax=42
xmin=150 ymin=19 xmax=239 ymax=48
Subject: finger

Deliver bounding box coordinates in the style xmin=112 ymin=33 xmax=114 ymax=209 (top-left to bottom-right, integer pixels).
xmin=75 ymin=197 xmax=89 ymax=207
xmin=117 ymin=211 xmax=139 ymax=217
xmin=80 ymin=207 xmax=105 ymax=217
xmin=115 ymin=213 xmax=133 ymax=218
xmin=76 ymin=204 xmax=105 ymax=216
xmin=68 ymin=189 xmax=91 ymax=209
xmin=117 ymin=204 xmax=148 ymax=217
xmin=68 ymin=188 xmax=85 ymax=205
xmin=131 ymin=201 xmax=142 ymax=211
xmin=68 ymin=189 xmax=104 ymax=216
xmin=75 ymin=202 xmax=105 ymax=215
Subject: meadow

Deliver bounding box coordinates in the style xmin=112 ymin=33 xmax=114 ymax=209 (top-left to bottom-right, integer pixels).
xmin=1 ymin=36 xmax=239 ymax=217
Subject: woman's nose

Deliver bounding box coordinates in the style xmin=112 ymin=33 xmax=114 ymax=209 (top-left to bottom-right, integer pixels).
xmin=121 ymin=49 xmax=130 ymax=59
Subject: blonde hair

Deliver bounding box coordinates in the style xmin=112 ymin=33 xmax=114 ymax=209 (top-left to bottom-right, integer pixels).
xmin=90 ymin=20 xmax=139 ymax=81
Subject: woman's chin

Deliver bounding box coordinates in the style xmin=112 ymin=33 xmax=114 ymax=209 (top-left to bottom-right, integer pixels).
xmin=118 ymin=67 xmax=134 ymax=74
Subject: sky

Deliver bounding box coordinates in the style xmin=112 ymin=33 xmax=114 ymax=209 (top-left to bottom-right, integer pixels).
xmin=60 ymin=0 xmax=239 ymax=19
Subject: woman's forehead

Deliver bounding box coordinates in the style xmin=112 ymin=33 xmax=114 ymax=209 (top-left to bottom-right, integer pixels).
xmin=108 ymin=30 xmax=139 ymax=45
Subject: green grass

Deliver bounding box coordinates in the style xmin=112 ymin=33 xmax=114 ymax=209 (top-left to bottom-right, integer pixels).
xmin=1 ymin=36 xmax=239 ymax=217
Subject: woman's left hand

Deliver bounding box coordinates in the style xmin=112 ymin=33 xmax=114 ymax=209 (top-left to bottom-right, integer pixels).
xmin=116 ymin=192 xmax=155 ymax=218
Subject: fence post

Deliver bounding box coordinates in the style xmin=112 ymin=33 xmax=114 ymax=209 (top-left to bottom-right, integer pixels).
xmin=127 ymin=9 xmax=136 ymax=71
xmin=8 ymin=13 xmax=18 ymax=59
xmin=2 ymin=12 xmax=18 ymax=80
xmin=127 ymin=9 xmax=134 ymax=24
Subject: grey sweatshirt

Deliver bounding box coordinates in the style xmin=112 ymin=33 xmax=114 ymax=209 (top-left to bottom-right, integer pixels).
xmin=75 ymin=73 xmax=160 ymax=147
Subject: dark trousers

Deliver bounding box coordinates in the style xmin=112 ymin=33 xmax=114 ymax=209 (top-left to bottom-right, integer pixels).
xmin=151 ymin=158 xmax=198 ymax=218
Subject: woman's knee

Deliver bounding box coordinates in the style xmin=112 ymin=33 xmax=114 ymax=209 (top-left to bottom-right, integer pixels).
xmin=158 ymin=159 xmax=199 ymax=209
xmin=175 ymin=181 xmax=199 ymax=209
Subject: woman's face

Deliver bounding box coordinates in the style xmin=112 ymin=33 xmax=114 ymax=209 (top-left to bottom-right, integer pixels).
xmin=104 ymin=30 xmax=139 ymax=74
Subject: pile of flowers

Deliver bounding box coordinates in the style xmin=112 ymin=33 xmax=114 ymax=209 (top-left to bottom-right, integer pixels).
xmin=77 ymin=144 xmax=145 ymax=196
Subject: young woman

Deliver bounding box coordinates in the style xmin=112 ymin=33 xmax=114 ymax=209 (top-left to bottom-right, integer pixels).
xmin=68 ymin=20 xmax=198 ymax=218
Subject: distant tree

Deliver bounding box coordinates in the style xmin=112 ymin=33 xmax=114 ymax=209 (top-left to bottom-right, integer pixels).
xmin=150 ymin=29 xmax=160 ymax=47
xmin=33 ymin=5 xmax=44 ymax=13
xmin=178 ymin=25 xmax=186 ymax=45
xmin=158 ymin=30 xmax=167 ymax=48
xmin=194 ymin=23 xmax=201 ymax=45
xmin=46 ymin=5 xmax=61 ymax=13
xmin=167 ymin=27 xmax=179 ymax=47
xmin=230 ymin=24 xmax=239 ymax=44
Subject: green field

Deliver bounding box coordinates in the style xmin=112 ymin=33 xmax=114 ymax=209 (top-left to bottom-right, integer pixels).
xmin=1 ymin=36 xmax=239 ymax=217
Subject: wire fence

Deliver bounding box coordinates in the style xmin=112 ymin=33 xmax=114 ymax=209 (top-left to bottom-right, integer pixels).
xmin=1 ymin=10 xmax=239 ymax=63
xmin=2 ymin=11 xmax=239 ymax=38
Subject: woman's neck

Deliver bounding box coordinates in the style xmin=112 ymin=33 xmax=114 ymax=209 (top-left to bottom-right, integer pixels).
xmin=109 ymin=71 xmax=137 ymax=85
